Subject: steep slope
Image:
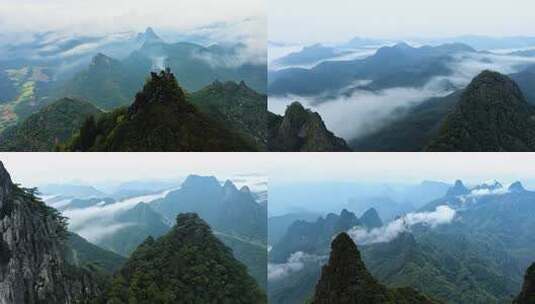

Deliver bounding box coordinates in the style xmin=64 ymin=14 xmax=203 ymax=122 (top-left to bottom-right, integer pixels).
xmin=107 ymin=213 xmax=266 ymax=303
xmin=190 ymin=80 xmax=267 ymax=150
xmin=360 ymin=208 xmax=383 ymax=229
xmin=426 ymin=71 xmax=535 ymax=151
xmin=151 ymin=175 xmax=268 ymax=288
xmin=269 ymin=209 xmax=360 ymax=263
xmin=58 ymin=53 xmax=140 ymax=109
xmin=66 ymin=233 xmax=127 ymax=274
xmin=311 ymin=233 xmax=438 ymax=304
xmin=0 ymin=162 xmax=105 ymax=303
xmin=515 ymin=263 xmax=535 ymax=304
xmin=0 ymin=97 xmax=102 ymax=151
xmin=152 ymin=175 xmax=267 ymax=241
xmin=350 ymin=91 xmax=461 ymax=151
xmin=62 ymin=69 xmax=257 ymax=151
xmin=269 ymin=102 xmax=351 ymax=151
xmin=98 ymin=202 xmax=170 ymax=256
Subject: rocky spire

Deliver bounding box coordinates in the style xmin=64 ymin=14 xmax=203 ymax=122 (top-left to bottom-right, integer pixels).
xmin=446 ymin=180 xmax=469 ymax=197
xmin=514 ymin=263 xmax=535 ymax=304
xmin=312 ymin=232 xmax=389 ymax=303
xmin=509 ymin=181 xmax=526 ymax=193
xmin=0 ymin=161 xmax=13 ymax=207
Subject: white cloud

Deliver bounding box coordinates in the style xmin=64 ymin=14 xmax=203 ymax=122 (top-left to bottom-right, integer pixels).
xmin=347 ymin=206 xmax=456 ymax=245
xmin=268 ymin=251 xmax=326 ymax=281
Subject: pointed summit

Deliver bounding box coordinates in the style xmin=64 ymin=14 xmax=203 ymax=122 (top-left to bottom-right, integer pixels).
xmin=269 ymin=102 xmax=351 ymax=152
xmin=312 ymin=232 xmax=389 ymax=303
xmin=312 ymin=233 xmax=439 ymax=304
xmin=509 ymin=181 xmax=526 ymax=192
xmin=110 ymin=212 xmax=266 ymax=303
xmin=360 ymin=208 xmax=383 ymax=229
xmin=426 ymin=70 xmax=535 ymax=151
xmin=139 ymin=27 xmax=162 ymax=44
xmin=446 ymin=180 xmax=469 ymax=197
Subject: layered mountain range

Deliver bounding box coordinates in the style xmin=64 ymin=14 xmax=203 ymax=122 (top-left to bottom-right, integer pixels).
xmin=269 ymin=179 xmax=535 ymax=304
xmin=0 ymin=162 xmax=267 ymax=303
xmin=60 ymin=69 xmax=260 ymax=151
xmin=0 ymin=27 xmax=266 ymax=151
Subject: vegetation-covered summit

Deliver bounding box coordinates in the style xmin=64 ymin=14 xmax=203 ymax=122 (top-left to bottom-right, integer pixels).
xmin=107 ymin=213 xmax=267 ymax=303
xmin=312 ymin=232 xmax=439 ymax=304
xmin=62 ymin=69 xmax=257 ymax=151
xmin=0 ymin=97 xmax=102 ymax=151
xmin=426 ymin=70 xmax=535 ymax=151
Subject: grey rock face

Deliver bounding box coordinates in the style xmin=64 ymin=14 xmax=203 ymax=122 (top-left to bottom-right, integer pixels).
xmin=0 ymin=162 xmax=102 ymax=304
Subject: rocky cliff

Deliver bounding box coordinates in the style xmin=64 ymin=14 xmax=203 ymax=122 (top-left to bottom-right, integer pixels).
xmin=0 ymin=162 xmax=103 ymax=304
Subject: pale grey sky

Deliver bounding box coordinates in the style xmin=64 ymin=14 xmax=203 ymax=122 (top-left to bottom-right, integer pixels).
xmin=0 ymin=0 xmax=265 ymax=34
xmin=266 ymin=153 xmax=535 ymax=186
xmin=3 ymin=153 xmax=535 ymax=188
xmin=269 ymin=0 xmax=535 ymax=43
xmin=0 ymin=153 xmax=269 ymax=187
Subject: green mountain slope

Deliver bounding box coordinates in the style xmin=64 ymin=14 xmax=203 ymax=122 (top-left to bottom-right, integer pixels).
xmin=0 ymin=97 xmax=102 ymax=151
xmin=269 ymin=102 xmax=351 ymax=152
xmin=61 ymin=69 xmax=257 ymax=151
xmin=190 ymin=80 xmax=267 ymax=150
xmin=66 ymin=232 xmax=127 ymax=274
xmin=106 ymin=213 xmax=266 ymax=303
xmin=426 ymin=70 xmax=535 ymax=151
xmin=311 ymin=233 xmax=439 ymax=304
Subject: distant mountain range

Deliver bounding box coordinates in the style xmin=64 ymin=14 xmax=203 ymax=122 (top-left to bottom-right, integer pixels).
xmin=269 ymin=179 xmax=535 ymax=304
xmin=0 ymin=162 xmax=268 ymax=303
xmin=0 ymin=27 xmax=266 ymax=150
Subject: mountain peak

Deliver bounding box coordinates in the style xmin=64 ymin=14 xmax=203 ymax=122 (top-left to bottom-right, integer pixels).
xmin=140 ymin=27 xmax=162 ymax=44
xmin=128 ymin=69 xmax=186 ymax=117
xmin=509 ymin=181 xmax=526 ymax=192
xmin=223 ymin=180 xmax=238 ymax=194
xmin=270 ymin=101 xmax=351 ymax=152
xmin=426 ymin=70 xmax=535 ymax=151
xmin=360 ymin=208 xmax=383 ymax=229
xmin=312 ymin=232 xmax=386 ymax=303
xmin=0 ymin=161 xmax=13 ymax=204
xmin=446 ymin=180 xmax=470 ymax=196
xmin=90 ymin=53 xmax=114 ymax=67
xmin=182 ymin=175 xmax=220 ymax=190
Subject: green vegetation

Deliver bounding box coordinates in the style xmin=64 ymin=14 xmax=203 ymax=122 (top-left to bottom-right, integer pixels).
xmin=0 ymin=98 xmax=102 ymax=151
xmin=62 ymin=70 xmax=257 ymax=151
xmin=426 ymin=71 xmax=535 ymax=151
xmin=311 ymin=233 xmax=438 ymax=304
xmin=189 ymin=80 xmax=267 ymax=150
xmin=106 ymin=213 xmax=266 ymax=304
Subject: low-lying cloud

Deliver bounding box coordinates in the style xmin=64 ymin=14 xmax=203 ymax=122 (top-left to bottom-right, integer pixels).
xmin=269 ymin=49 xmax=535 ymax=142
xmin=268 ymin=251 xmax=326 ymax=281
xmin=347 ymin=205 xmax=456 ymax=245
xmin=269 ymin=78 xmax=453 ymax=141
xmin=56 ymin=189 xmax=175 ymax=242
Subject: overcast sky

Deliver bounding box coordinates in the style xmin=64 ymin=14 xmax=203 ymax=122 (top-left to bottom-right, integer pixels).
xmin=270 ymin=0 xmax=535 ymax=44
xmin=0 ymin=153 xmax=269 ymax=187
xmin=0 ymin=0 xmax=264 ymax=34
xmin=266 ymin=153 xmax=535 ymax=186
xmin=2 ymin=153 xmax=535 ymax=188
